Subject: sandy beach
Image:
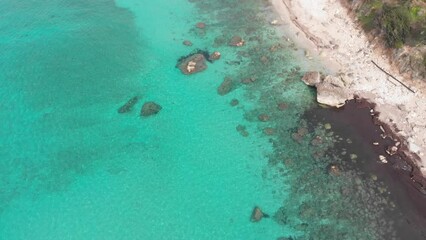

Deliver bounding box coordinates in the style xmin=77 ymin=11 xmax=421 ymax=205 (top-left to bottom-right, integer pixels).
xmin=271 ymin=0 xmax=426 ymax=179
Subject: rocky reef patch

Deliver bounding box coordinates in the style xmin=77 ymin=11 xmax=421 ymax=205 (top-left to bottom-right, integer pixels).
xmin=176 ymin=49 xmax=221 ymax=75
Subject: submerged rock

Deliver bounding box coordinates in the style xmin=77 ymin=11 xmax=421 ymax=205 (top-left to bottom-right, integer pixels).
xmin=140 ymin=102 xmax=162 ymax=117
xmin=250 ymin=206 xmax=269 ymax=222
xmin=258 ymin=114 xmax=270 ymax=122
xmin=177 ymin=53 xmax=207 ymax=75
xmin=118 ymin=96 xmax=139 ymax=114
xmin=229 ymin=36 xmax=245 ymax=47
xmin=241 ymin=77 xmax=256 ymax=85
xmin=392 ymin=156 xmax=413 ymax=173
xmin=225 ymin=60 xmax=241 ymax=66
xmin=277 ymin=102 xmax=288 ymax=111
xmin=260 ymin=56 xmax=268 ymax=64
xmin=292 ymin=132 xmax=303 ymax=143
xmin=273 ymin=207 xmax=287 ymax=225
xmin=196 ymin=22 xmax=206 ymax=29
xmin=208 ymin=51 xmax=221 ymax=61
xmin=217 ymin=77 xmax=234 ymax=95
xmin=298 ymin=202 xmax=315 ymax=220
xmin=183 ymin=40 xmax=193 ymax=46
xmin=263 ymin=127 xmax=276 ymax=136
xmin=310 ymin=136 xmax=323 ymax=146
xmin=230 ymin=99 xmax=239 ymax=106
xmin=236 ymin=124 xmax=249 ymax=137
xmin=326 ymin=163 xmax=340 ymax=176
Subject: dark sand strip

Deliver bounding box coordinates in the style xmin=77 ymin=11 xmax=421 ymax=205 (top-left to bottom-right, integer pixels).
xmin=304 ymin=98 xmax=426 ymax=239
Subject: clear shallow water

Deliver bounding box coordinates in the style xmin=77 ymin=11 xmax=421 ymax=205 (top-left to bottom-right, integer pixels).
xmin=0 ymin=0 xmax=411 ymax=239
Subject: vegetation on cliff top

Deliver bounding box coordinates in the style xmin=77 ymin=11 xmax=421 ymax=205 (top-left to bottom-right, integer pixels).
xmin=355 ymin=0 xmax=426 ymax=73
xmin=357 ymin=0 xmax=425 ymax=48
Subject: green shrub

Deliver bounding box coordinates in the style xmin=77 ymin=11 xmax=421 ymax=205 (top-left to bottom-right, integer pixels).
xmin=357 ymin=0 xmax=382 ymax=32
xmin=409 ymin=6 xmax=421 ymax=21
xmin=380 ymin=4 xmax=411 ymax=48
xmin=359 ymin=13 xmax=376 ymax=31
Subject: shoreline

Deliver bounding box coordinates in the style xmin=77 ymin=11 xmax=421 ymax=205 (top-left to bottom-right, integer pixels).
xmin=303 ymin=98 xmax=426 ymax=239
xmin=270 ymin=0 xmax=426 ymax=183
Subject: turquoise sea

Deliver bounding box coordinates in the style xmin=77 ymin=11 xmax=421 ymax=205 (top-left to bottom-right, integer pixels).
xmin=0 ymin=0 xmax=424 ymax=239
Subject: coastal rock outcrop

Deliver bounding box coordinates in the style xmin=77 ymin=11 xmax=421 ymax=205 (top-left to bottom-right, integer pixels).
xmin=316 ymin=76 xmax=351 ymax=108
xmin=178 ymin=53 xmax=207 ymax=75
xmin=301 ymin=72 xmax=352 ymax=108
xmin=140 ymin=102 xmax=162 ymax=117
xmin=317 ymin=75 xmax=352 ymax=108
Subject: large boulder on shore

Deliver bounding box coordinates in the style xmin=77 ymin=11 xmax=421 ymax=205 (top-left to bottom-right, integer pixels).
xmin=140 ymin=102 xmax=162 ymax=117
xmin=301 ymin=72 xmax=352 ymax=108
xmin=301 ymin=71 xmax=321 ymax=86
xmin=178 ymin=54 xmax=207 ymax=75
xmin=316 ymin=76 xmax=352 ymax=108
